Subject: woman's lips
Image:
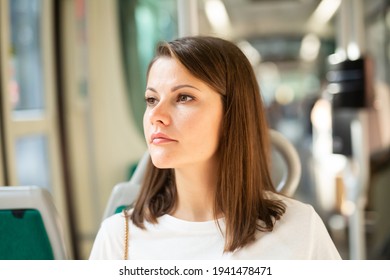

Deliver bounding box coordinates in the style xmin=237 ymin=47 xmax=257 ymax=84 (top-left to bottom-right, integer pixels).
xmin=150 ymin=133 xmax=177 ymax=144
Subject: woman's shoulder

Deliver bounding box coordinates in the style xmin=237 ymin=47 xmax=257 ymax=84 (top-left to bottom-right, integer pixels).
xmin=89 ymin=212 xmax=128 ymax=259
xmin=267 ymin=191 xmax=316 ymax=216
xmin=240 ymin=192 xmax=342 ymax=259
xmin=265 ymin=191 xmax=325 ymax=234
xmin=97 ymin=212 xmax=129 ymax=238
xmin=105 ymin=211 xmax=127 ymax=220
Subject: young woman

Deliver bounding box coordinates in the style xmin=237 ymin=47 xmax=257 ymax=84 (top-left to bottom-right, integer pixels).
xmin=90 ymin=36 xmax=341 ymax=259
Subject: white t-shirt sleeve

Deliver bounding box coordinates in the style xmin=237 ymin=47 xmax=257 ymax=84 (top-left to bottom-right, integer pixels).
xmin=244 ymin=194 xmax=342 ymax=260
xmin=279 ymin=197 xmax=341 ymax=260
xmin=89 ymin=214 xmax=125 ymax=260
xmin=307 ymin=206 xmax=341 ymax=259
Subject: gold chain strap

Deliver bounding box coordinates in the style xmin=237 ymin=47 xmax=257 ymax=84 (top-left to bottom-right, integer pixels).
xmin=123 ymin=209 xmax=129 ymax=260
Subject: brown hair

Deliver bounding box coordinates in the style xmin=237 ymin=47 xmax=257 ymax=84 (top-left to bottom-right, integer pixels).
xmin=131 ymin=36 xmax=285 ymax=252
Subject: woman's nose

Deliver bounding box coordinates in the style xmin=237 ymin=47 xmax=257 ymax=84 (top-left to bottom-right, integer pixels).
xmin=148 ymin=101 xmax=171 ymax=126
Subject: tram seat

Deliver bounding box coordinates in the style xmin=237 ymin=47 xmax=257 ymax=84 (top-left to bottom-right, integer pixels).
xmin=0 ymin=186 xmax=71 ymax=260
xmin=102 ymin=129 xmax=301 ymax=220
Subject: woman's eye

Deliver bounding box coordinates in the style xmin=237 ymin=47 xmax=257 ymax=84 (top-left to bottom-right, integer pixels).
xmin=145 ymin=96 xmax=158 ymax=106
xmin=177 ymin=94 xmax=194 ymax=103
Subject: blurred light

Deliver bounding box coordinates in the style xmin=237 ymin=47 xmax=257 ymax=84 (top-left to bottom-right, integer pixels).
xmin=342 ymin=200 xmax=356 ymax=216
xmin=237 ymin=41 xmax=261 ymax=66
xmin=330 ymin=154 xmax=348 ymax=173
xmin=275 ymin=85 xmax=294 ymax=105
xmin=300 ymin=33 xmax=321 ymax=62
xmin=347 ymin=42 xmax=360 ymax=60
xmin=311 ymin=99 xmax=331 ymax=131
xmin=205 ymin=0 xmax=231 ymax=34
xmin=328 ymin=50 xmax=346 ymax=65
xmin=329 ymin=214 xmax=347 ymax=231
xmin=327 ymin=83 xmax=341 ymax=94
xmin=308 ymin=0 xmax=341 ymax=29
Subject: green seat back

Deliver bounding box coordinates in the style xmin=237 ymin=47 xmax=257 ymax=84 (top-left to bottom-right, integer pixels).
xmin=0 ymin=209 xmax=54 ymax=260
xmin=114 ymin=205 xmax=127 ymax=214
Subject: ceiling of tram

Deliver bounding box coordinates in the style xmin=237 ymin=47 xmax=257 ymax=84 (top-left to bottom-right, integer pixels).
xmin=198 ymin=0 xmax=335 ymax=40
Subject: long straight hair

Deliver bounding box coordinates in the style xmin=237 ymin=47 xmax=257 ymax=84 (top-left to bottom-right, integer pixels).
xmin=131 ymin=36 xmax=285 ymax=252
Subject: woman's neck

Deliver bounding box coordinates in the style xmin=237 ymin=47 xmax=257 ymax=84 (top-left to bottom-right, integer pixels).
xmin=170 ymin=163 xmax=218 ymax=222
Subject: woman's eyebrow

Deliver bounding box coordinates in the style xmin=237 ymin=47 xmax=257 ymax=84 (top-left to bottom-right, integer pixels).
xmin=171 ymin=84 xmax=201 ymax=92
xmin=145 ymin=87 xmax=157 ymax=93
xmin=146 ymin=84 xmax=201 ymax=93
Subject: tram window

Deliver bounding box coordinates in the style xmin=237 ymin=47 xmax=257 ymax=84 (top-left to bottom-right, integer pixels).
xmin=9 ymin=0 xmax=45 ymax=117
xmin=0 ymin=0 xmax=70 ymax=252
xmin=118 ymin=0 xmax=178 ymax=131
xmin=15 ymin=134 xmax=51 ymax=191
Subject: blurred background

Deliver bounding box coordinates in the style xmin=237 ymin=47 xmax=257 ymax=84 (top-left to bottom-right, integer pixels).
xmin=0 ymin=0 xmax=389 ymax=260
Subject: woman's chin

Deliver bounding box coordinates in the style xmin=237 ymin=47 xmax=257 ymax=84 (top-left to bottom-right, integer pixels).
xmin=150 ymin=157 xmax=174 ymax=169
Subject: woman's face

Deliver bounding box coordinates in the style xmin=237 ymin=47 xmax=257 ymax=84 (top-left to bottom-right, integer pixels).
xmin=143 ymin=57 xmax=223 ymax=170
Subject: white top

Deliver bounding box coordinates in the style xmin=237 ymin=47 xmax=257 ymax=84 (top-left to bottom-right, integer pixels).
xmin=89 ymin=193 xmax=341 ymax=260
